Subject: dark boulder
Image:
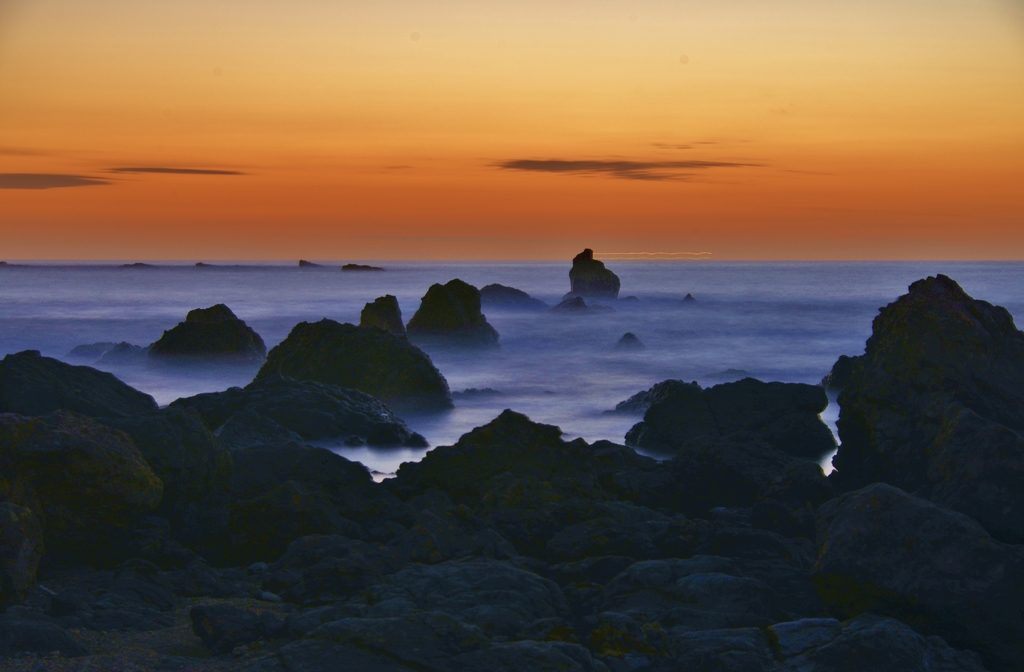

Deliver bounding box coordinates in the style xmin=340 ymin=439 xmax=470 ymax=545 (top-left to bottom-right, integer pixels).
xmin=190 ymin=604 xmax=264 ymax=653
xmin=683 ymin=293 xmax=696 ymax=302
xmin=149 ymin=303 xmax=267 ymax=363
xmin=406 ymin=279 xmax=500 ymax=347
xmin=298 ymin=259 xmax=322 ymax=267
xmin=611 ymin=379 xmax=694 ymax=415
xmin=812 ymin=482 xmax=1024 ymax=671
xmin=614 ymin=333 xmax=645 ymax=351
xmin=0 ymin=503 xmax=43 ymax=608
xmin=625 ymin=378 xmax=836 ymax=460
xmin=99 ymin=407 xmax=232 ymax=550
xmin=342 ymin=263 xmax=385 ymax=271
xmin=830 ymin=275 xmax=1024 ymax=544
xmin=65 ymin=342 xmax=117 ymax=361
xmin=230 ymin=443 xmax=373 ymax=501
xmin=254 ymin=319 xmax=453 ymax=412
xmin=550 ymin=296 xmax=615 ymax=314
xmin=0 ymin=411 xmax=163 ymax=566
xmin=569 ymin=249 xmax=620 ymax=299
xmin=820 ymin=354 xmax=858 ymax=394
xmin=480 ymin=284 xmax=548 ymax=311
xmin=171 ymin=374 xmax=426 ymax=449
xmin=0 ymin=350 xmax=159 ymax=418
xmin=360 ymin=295 xmax=406 ymax=336
xmin=0 ymin=609 xmax=88 ymax=658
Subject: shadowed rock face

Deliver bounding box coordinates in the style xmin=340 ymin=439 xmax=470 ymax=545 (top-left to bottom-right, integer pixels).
xmin=569 ymin=249 xmax=620 ymax=299
xmin=0 ymin=350 xmax=159 ymax=418
xmin=255 ymin=319 xmax=453 ymax=412
xmin=0 ymin=411 xmax=163 ymax=567
xmin=149 ymin=304 xmax=267 ymax=363
xmin=479 ymin=284 xmax=548 ymax=311
xmin=813 ymin=483 xmax=1024 ymax=672
xmin=171 ymin=374 xmax=426 ymax=449
xmin=406 ymin=279 xmax=499 ymax=347
xmin=624 ymin=378 xmax=836 ymax=460
xmin=360 ymin=295 xmax=405 ymax=336
xmin=831 ymin=275 xmax=1024 ymax=543
xmin=0 ymin=503 xmax=43 ymax=609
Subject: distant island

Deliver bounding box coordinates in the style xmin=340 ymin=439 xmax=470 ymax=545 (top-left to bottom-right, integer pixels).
xmin=342 ymin=263 xmax=385 ymax=272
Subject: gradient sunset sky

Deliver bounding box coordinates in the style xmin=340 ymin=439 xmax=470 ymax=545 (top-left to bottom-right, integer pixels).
xmin=1 ymin=0 xmax=1022 ymax=260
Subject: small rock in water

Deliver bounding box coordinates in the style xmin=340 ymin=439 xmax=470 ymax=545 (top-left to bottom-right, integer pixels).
xmin=452 ymin=387 xmax=502 ymax=398
xmin=683 ymin=293 xmax=696 ymax=301
xmin=615 ymin=332 xmax=646 ymax=350
xmin=297 ymin=259 xmax=322 ymax=267
xmin=342 ymin=263 xmax=384 ymax=271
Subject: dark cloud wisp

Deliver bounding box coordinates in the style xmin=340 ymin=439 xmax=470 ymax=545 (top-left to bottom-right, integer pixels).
xmin=110 ymin=167 xmax=245 ymax=175
xmin=495 ymin=159 xmax=756 ymax=181
xmin=0 ymin=173 xmax=110 ymax=189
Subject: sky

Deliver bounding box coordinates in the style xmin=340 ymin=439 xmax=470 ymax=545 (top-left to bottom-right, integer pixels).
xmin=0 ymin=0 xmax=1022 ymax=260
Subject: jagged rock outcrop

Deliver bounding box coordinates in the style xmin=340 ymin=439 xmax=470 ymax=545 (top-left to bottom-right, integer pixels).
xmin=479 ymin=284 xmax=548 ymax=311
xmin=65 ymin=342 xmax=117 ymax=361
xmin=359 ymin=295 xmax=405 ymax=336
xmin=831 ymin=275 xmax=1024 ymax=543
xmin=614 ymin=332 xmax=645 ymax=350
xmin=0 ymin=350 xmax=159 ymax=418
xmin=406 ymin=279 xmax=499 ymax=347
xmin=171 ymin=374 xmax=426 ymax=450
xmin=624 ymin=378 xmax=836 ymax=460
xmin=254 ymin=319 xmax=453 ymax=412
xmin=813 ymin=482 xmax=1024 ymax=672
xmin=96 ymin=342 xmax=149 ymax=365
xmin=149 ymin=304 xmax=266 ymax=363
xmin=0 ymin=411 xmax=163 ymax=566
xmin=569 ymin=249 xmax=620 ymax=299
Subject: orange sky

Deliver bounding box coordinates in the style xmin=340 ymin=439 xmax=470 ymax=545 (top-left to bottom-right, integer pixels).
xmin=1 ymin=0 xmax=1022 ymax=260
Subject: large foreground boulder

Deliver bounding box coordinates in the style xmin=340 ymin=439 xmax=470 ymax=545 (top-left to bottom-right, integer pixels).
xmin=0 ymin=350 xmax=158 ymax=418
xmin=624 ymin=378 xmax=836 ymax=460
xmin=254 ymin=319 xmax=453 ymax=412
xmin=406 ymin=279 xmax=500 ymax=347
xmin=0 ymin=503 xmax=43 ymax=608
xmin=831 ymin=275 xmax=1024 ymax=543
xmin=569 ymin=249 xmax=620 ymax=299
xmin=0 ymin=411 xmax=163 ymax=566
xmin=99 ymin=407 xmax=232 ymax=550
xmin=149 ymin=303 xmax=267 ymax=363
xmin=360 ymin=295 xmax=406 ymax=336
xmin=813 ymin=482 xmax=1024 ymax=672
xmin=171 ymin=375 xmax=426 ymax=449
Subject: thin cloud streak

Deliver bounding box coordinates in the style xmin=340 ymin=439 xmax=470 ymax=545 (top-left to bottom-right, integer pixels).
xmin=0 ymin=173 xmax=109 ymax=189
xmin=110 ymin=167 xmax=245 ymax=175
xmin=495 ymin=159 xmax=757 ymax=181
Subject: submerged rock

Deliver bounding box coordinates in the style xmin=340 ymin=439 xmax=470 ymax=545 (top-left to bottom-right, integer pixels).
xmin=624 ymin=378 xmax=836 ymax=460
xmin=0 ymin=411 xmax=163 ymax=566
xmin=614 ymin=332 xmax=645 ymax=351
xmin=255 ymin=319 xmax=453 ymax=412
xmin=831 ymin=275 xmax=1024 ymax=543
xmin=171 ymin=374 xmax=426 ymax=449
xmin=569 ymin=249 xmax=620 ymax=299
xmin=360 ymin=295 xmax=405 ymax=336
xmin=0 ymin=350 xmax=159 ymax=418
xmin=480 ymin=284 xmax=548 ymax=310
xmin=149 ymin=303 xmax=267 ymax=363
xmin=550 ymin=296 xmax=615 ymax=314
xmin=406 ymin=279 xmax=500 ymax=348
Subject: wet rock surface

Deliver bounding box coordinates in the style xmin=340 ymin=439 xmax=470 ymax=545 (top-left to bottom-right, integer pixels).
xmin=406 ymin=279 xmax=500 ymax=348
xmin=149 ymin=304 xmax=267 ymax=363
xmin=254 ymin=319 xmax=453 ymax=412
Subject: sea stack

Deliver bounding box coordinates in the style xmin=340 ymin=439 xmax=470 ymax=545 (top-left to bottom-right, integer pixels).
xmin=615 ymin=332 xmax=646 ymax=350
xmin=360 ymin=295 xmax=406 ymax=336
xmin=149 ymin=304 xmax=267 ymax=363
xmin=406 ymin=279 xmax=499 ymax=347
xmin=569 ymin=248 xmax=620 ymax=299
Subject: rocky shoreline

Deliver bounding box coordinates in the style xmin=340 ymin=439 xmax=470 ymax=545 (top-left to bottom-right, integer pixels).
xmin=1 ymin=268 xmax=1022 ymax=671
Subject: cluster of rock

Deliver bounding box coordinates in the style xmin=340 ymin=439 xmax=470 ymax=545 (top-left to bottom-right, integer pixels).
xmin=5 ymin=272 xmax=1024 ymax=672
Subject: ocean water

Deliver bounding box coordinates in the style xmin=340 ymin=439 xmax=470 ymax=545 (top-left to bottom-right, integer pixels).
xmin=2 ymin=260 xmax=1023 ymax=475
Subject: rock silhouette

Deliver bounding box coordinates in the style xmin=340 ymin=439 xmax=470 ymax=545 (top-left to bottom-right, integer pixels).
xmin=479 ymin=284 xmax=548 ymax=310
xmin=341 ymin=263 xmax=384 ymax=271
xmin=615 ymin=332 xmax=645 ymax=350
xmin=359 ymin=295 xmax=405 ymax=336
xmin=406 ymin=279 xmax=499 ymax=347
xmin=569 ymin=248 xmax=620 ymax=299
xmin=149 ymin=304 xmax=267 ymax=363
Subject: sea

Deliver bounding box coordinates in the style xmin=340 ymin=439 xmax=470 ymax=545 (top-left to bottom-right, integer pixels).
xmin=2 ymin=261 xmax=1023 ymax=476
